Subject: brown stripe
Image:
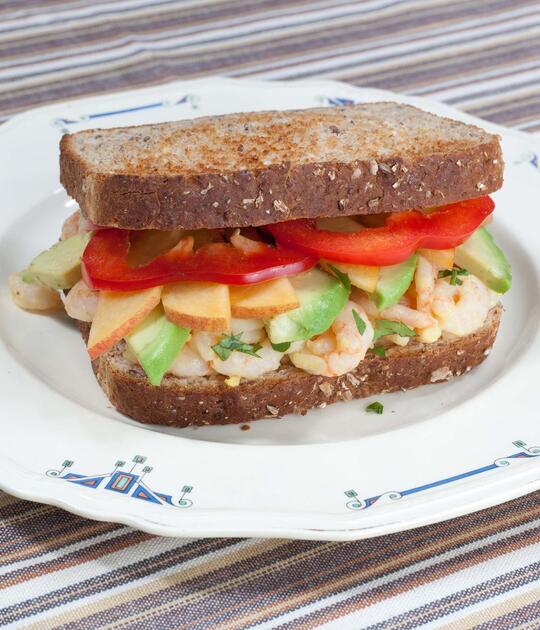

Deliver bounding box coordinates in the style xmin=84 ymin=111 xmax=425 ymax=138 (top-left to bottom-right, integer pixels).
xmin=28 ymin=539 xmax=287 ymax=630
xmin=0 ymin=1 xmax=532 ymax=124
xmin=237 ymin=0 xmax=538 ymax=82
xmin=438 ymin=585 xmax=540 ymax=630
xmin=70 ymin=499 xmax=540 ymax=630
xmin=0 ymin=0 xmax=354 ymax=55
xmin=377 ymin=559 xmax=540 ymax=630
xmin=1 ymin=529 xmax=150 ymax=589
xmin=0 ymin=518 xmax=122 ymax=565
xmin=0 ymin=492 xmax=23 ymax=508
xmin=1 ymin=537 xmax=242 ymax=626
xmin=0 ymin=0 xmax=521 ymax=114
xmin=274 ymin=523 xmax=540 ymax=630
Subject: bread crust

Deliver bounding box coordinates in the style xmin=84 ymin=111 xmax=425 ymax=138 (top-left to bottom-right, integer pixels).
xmin=60 ymin=104 xmax=503 ymax=230
xmin=79 ymin=305 xmax=501 ymax=427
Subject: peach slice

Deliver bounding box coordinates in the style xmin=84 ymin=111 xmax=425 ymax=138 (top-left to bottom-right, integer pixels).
xmin=87 ymin=286 xmax=162 ymax=359
xmin=229 ymin=277 xmax=298 ymax=318
xmin=322 ymin=261 xmax=379 ymax=293
xmin=162 ymin=282 xmax=231 ymax=332
xmin=417 ymin=248 xmax=455 ymax=270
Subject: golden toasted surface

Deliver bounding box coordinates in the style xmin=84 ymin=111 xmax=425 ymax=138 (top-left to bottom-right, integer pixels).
xmin=67 ymin=103 xmax=494 ymax=176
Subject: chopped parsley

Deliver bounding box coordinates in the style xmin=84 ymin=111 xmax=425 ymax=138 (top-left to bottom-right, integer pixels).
xmin=212 ymin=333 xmax=262 ymax=361
xmin=327 ymin=264 xmax=351 ymax=292
xmin=373 ymin=319 xmax=417 ymax=342
xmin=371 ymin=346 xmax=386 ymax=358
xmin=366 ymin=401 xmax=384 ymax=414
xmin=271 ymin=341 xmax=291 ymax=352
xmin=352 ymin=309 xmax=366 ymax=334
xmin=438 ymin=266 xmax=470 ymax=286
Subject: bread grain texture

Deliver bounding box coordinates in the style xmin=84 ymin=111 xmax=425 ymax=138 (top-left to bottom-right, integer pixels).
xmin=79 ymin=305 xmax=501 ymax=427
xmin=60 ymin=103 xmax=503 ymax=230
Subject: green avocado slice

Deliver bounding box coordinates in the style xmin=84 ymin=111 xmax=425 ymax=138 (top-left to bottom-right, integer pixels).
xmin=265 ymin=268 xmax=349 ymax=344
xmin=22 ymin=232 xmax=91 ymax=289
xmin=125 ymin=306 xmax=190 ymax=386
xmin=454 ymin=227 xmax=512 ymax=293
xmin=373 ymin=254 xmax=417 ymax=310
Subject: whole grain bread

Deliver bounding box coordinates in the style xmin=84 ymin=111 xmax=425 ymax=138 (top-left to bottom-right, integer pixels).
xmin=60 ymin=103 xmax=503 ymax=230
xmin=79 ymin=305 xmax=501 ymax=427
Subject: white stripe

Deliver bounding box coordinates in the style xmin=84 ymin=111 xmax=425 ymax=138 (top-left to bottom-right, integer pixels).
xmin=251 ymin=518 xmax=540 ymax=630
xmin=3 ymin=537 xmax=257 ymax=629
xmin=0 ymin=0 xmax=118 ymax=22
xmin=448 ymin=81 xmax=540 ymax=113
xmin=233 ymin=3 xmax=540 ymax=80
xmin=1 ymin=1 xmax=535 ymax=95
xmin=245 ymin=9 xmax=540 ymax=80
xmin=0 ymin=526 xmax=130 ymax=577
xmin=319 ymin=539 xmax=540 ymax=629
xmin=0 ymin=0 xmax=203 ymax=34
xmin=0 ymin=0 xmax=393 ymax=70
xmin=410 ymin=58 xmax=540 ymax=98
xmin=516 ymin=119 xmax=540 ymax=131
xmin=420 ymin=568 xmax=540 ymax=630
xmin=0 ymin=0 xmax=400 ymax=80
xmin=1 ymin=536 xmax=193 ymax=610
xmin=0 ymin=0 xmax=394 ymax=45
xmin=418 ymin=65 xmax=540 ymax=104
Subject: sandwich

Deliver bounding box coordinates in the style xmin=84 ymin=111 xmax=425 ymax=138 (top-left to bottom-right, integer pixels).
xmin=9 ymin=102 xmax=511 ymax=427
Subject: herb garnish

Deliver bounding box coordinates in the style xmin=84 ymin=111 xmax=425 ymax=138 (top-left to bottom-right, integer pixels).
xmin=271 ymin=341 xmax=291 ymax=352
xmin=371 ymin=346 xmax=386 ymax=357
xmin=352 ymin=309 xmax=366 ymax=334
xmin=373 ymin=319 xmax=417 ymax=342
xmin=327 ymin=264 xmax=351 ymax=292
xmin=366 ymin=401 xmax=384 ymax=414
xmin=212 ymin=333 xmax=262 ymax=361
xmin=438 ymin=266 xmax=469 ymax=286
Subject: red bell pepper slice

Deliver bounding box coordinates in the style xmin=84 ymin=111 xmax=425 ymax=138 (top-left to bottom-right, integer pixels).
xmin=265 ymin=196 xmax=495 ymax=267
xmin=81 ymin=229 xmax=317 ymax=291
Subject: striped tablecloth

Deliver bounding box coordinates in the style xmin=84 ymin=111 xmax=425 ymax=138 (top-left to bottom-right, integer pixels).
xmin=2 ymin=1 xmax=540 ymax=628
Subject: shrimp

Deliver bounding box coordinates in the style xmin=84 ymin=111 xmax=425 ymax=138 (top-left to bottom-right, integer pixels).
xmin=192 ymin=330 xmax=282 ymax=379
xmin=64 ymin=279 xmax=99 ymax=322
xmin=431 ymin=275 xmax=495 ymax=336
xmin=230 ymin=318 xmax=266 ymax=344
xmin=380 ymin=304 xmax=435 ymax=330
xmin=169 ymin=341 xmax=213 ymax=377
xmin=212 ymin=340 xmax=282 ymax=379
xmin=351 ymin=288 xmax=379 ymax=319
xmin=415 ymin=255 xmax=437 ymax=313
xmin=60 ymin=211 xmax=81 ymax=240
xmin=8 ymin=272 xmax=62 ymax=311
xmin=290 ymin=302 xmax=374 ymax=377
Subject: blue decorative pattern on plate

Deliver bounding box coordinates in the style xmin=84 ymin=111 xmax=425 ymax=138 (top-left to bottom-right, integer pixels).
xmin=46 ymin=456 xmax=193 ymax=508
xmin=345 ymin=441 xmax=540 ymax=511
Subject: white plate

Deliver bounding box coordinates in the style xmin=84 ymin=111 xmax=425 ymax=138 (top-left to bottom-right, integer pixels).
xmin=0 ymin=77 xmax=539 ymax=540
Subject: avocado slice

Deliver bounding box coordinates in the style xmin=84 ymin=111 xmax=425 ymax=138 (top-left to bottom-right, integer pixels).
xmin=22 ymin=232 xmax=91 ymax=289
xmin=125 ymin=306 xmax=190 ymax=386
xmin=265 ymin=268 xmax=349 ymax=344
xmin=373 ymin=254 xmax=417 ymax=310
xmin=454 ymin=227 xmax=511 ymax=293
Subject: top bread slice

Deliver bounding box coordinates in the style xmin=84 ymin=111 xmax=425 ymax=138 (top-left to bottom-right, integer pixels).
xmin=60 ymin=102 xmax=503 ymax=230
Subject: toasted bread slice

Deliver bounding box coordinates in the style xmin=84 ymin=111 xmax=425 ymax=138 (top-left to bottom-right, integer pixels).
xmin=60 ymin=103 xmax=503 ymax=231
xmin=79 ymin=305 xmax=501 ymax=427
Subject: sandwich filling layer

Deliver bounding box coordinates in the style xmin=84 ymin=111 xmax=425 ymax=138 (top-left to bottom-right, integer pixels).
xmin=10 ymin=196 xmax=511 ymax=387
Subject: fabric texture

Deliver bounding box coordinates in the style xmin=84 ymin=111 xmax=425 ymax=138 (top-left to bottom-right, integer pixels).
xmin=1 ymin=0 xmax=540 ymax=627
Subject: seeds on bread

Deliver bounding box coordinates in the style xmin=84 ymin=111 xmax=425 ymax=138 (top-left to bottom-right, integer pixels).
xmin=60 ymin=103 xmax=503 ymax=230
xmin=79 ymin=305 xmax=501 ymax=427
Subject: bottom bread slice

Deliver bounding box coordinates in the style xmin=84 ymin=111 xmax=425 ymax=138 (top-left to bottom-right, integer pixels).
xmin=79 ymin=305 xmax=501 ymax=427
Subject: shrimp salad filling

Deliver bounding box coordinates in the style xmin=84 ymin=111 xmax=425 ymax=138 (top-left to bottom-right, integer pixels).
xmin=10 ymin=196 xmax=511 ymax=386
